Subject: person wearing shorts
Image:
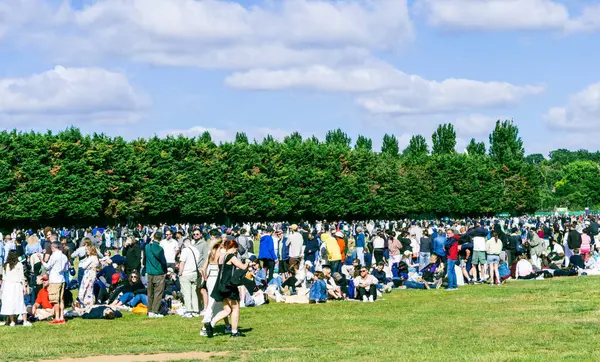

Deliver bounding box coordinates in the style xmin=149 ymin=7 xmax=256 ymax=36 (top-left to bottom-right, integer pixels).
xmin=471 ymin=234 xmax=487 ymax=283
xmin=40 ymin=241 xmax=69 ymax=324
xmin=486 ymin=232 xmax=503 ymax=285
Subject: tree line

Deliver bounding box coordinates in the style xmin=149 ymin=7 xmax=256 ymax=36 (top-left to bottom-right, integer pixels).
xmin=0 ymin=120 xmax=598 ymax=227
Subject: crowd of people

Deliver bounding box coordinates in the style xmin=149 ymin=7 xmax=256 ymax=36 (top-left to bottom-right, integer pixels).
xmin=1 ymin=214 xmax=599 ymax=337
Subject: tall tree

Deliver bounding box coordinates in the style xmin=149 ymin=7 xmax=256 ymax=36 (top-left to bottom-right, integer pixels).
xmin=325 ymin=128 xmax=351 ymax=148
xmin=403 ymin=135 xmax=429 ymax=158
xmin=489 ymin=119 xmax=524 ymax=165
xmin=466 ymin=138 xmax=486 ymax=156
xmin=234 ymin=132 xmax=249 ymax=145
xmin=381 ymin=134 xmax=399 ymax=157
xmin=283 ymin=132 xmax=302 ymax=147
xmin=432 ymin=123 xmax=457 ymax=155
xmin=355 ymin=135 xmax=372 ymax=151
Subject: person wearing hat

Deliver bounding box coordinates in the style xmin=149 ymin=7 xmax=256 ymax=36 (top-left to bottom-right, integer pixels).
xmin=30 ymin=275 xmax=54 ymax=322
xmin=287 ymin=224 xmax=304 ymax=271
xmin=334 ymin=231 xmax=347 ymax=265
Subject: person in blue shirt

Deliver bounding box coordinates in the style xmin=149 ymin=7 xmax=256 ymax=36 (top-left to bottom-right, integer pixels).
xmin=258 ymin=228 xmax=277 ymax=282
xmin=355 ymin=227 xmax=366 ymax=266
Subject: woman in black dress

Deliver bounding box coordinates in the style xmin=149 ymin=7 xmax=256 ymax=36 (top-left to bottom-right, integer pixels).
xmin=205 ymin=238 xmax=249 ymax=338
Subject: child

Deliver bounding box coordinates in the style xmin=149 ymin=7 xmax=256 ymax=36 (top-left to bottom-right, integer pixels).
xmin=308 ymin=272 xmax=327 ymax=304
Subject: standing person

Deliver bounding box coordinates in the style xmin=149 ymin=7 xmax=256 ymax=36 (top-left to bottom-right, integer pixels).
xmin=322 ymin=229 xmax=342 ymax=274
xmin=419 ymin=230 xmax=432 ymax=272
xmin=160 ymin=230 xmax=180 ymax=270
xmin=236 ymin=229 xmax=252 ymax=260
xmin=77 ymin=245 xmax=100 ymax=307
xmin=192 ymin=228 xmax=209 ymax=315
xmin=205 ymin=239 xmax=249 ymax=338
xmin=287 ymin=224 xmax=304 ymax=271
xmin=123 ymin=236 xmax=142 ymax=275
xmin=486 ymin=232 xmax=503 ymax=285
xmin=355 ymin=227 xmax=366 ymax=266
xmin=258 ymin=228 xmax=277 ymax=282
xmin=1 ymin=250 xmax=31 ymax=327
xmin=445 ymin=229 xmax=460 ymax=291
xmin=372 ymin=231 xmax=385 ymax=265
xmin=178 ymin=238 xmax=201 ymax=317
xmin=506 ymin=228 xmax=520 ymax=266
xmin=144 ymin=232 xmax=167 ymax=319
xmin=200 ymin=240 xmax=231 ymax=337
xmin=471 ymin=225 xmax=488 ymax=283
xmin=40 ymin=242 xmax=69 ymax=324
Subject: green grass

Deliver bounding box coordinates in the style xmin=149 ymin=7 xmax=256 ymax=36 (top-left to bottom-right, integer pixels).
xmin=4 ymin=277 xmax=600 ymax=361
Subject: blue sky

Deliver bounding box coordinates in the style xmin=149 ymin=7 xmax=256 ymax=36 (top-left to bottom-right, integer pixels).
xmin=1 ymin=0 xmax=599 ymax=155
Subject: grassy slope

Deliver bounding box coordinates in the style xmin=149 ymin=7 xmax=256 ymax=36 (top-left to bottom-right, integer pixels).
xmin=3 ymin=277 xmax=600 ymax=362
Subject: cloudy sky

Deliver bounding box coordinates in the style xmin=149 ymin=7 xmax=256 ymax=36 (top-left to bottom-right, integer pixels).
xmin=1 ymin=0 xmax=599 ymax=155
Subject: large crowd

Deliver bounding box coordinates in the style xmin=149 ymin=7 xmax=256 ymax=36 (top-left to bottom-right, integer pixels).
xmin=1 ymin=214 xmax=599 ymax=337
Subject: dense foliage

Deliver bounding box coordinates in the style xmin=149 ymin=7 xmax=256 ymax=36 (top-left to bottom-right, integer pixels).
xmin=0 ymin=120 xmax=597 ymax=226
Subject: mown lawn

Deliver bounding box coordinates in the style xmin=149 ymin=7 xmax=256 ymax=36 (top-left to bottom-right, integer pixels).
xmin=3 ymin=277 xmax=600 ymax=361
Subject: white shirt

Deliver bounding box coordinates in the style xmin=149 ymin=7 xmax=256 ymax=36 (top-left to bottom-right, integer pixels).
xmin=179 ymin=246 xmax=200 ymax=275
xmin=42 ymin=250 xmax=69 ymax=284
xmin=288 ymin=232 xmax=304 ymax=258
xmin=473 ymin=236 xmax=486 ymax=251
xmin=373 ymin=236 xmax=385 ymax=249
xmin=553 ymin=243 xmax=564 ymax=254
xmin=516 ymin=259 xmax=533 ymax=277
xmin=160 ymin=239 xmax=179 ymax=264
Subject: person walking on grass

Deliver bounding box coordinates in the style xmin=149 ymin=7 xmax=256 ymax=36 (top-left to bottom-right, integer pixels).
xmin=144 ymin=232 xmax=167 ymax=318
xmin=205 ymin=239 xmax=249 ymax=338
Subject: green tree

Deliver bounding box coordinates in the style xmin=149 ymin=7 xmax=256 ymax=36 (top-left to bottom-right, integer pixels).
xmin=524 ymin=153 xmax=545 ymax=165
xmin=403 ymin=135 xmax=429 ymax=158
xmin=554 ymin=161 xmax=600 ymax=208
xmin=466 ymin=138 xmax=486 ymax=156
xmin=355 ymin=135 xmax=372 ymax=151
xmin=325 ymin=129 xmax=351 ymax=148
xmin=235 ymin=132 xmax=249 ymax=145
xmin=432 ymin=123 xmax=456 ymax=155
xmin=489 ymin=119 xmax=524 ymax=166
xmin=381 ymin=134 xmax=399 ymax=157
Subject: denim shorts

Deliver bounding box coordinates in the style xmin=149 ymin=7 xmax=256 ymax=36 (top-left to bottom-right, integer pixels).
xmin=487 ymin=254 xmax=500 ymax=265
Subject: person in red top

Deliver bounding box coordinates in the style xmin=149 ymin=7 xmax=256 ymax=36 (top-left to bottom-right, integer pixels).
xmin=445 ymin=229 xmax=460 ymax=291
xmin=334 ymin=232 xmax=346 ymax=264
xmin=30 ymin=275 xmax=55 ymax=321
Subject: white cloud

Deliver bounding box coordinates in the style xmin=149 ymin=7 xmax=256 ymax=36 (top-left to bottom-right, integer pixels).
xmin=417 ymin=0 xmax=569 ymax=31
xmin=544 ymin=83 xmax=600 ymax=131
xmin=417 ymin=0 xmax=600 ymax=34
xmin=5 ymin=0 xmax=412 ymax=69
xmin=226 ymin=63 xmax=543 ymax=115
xmin=454 ymin=114 xmax=500 ymax=137
xmin=0 ymin=66 xmax=147 ymax=125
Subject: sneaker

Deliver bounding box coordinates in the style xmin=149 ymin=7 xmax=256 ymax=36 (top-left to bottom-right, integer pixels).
xmin=9 ymin=322 xmax=15 ymax=327
xmin=191 ymin=313 xmax=200 ymax=318
xmin=224 ymin=325 xmax=232 ymax=334
xmin=368 ymin=296 xmax=374 ymax=303
xmin=200 ymin=329 xmax=208 ymax=337
xmin=230 ymin=332 xmax=245 ymax=338
xmin=362 ymin=296 xmax=368 ymax=302
xmin=446 ymin=288 xmax=458 ymax=291
xmin=468 ymin=280 xmax=475 ymax=285
xmin=154 ymin=313 xmax=164 ymax=318
xmin=204 ymin=322 xmax=214 ymax=338
xmin=200 ymin=310 xmax=206 ymax=316
xmin=22 ymin=321 xmax=32 ymax=327
xmin=181 ymin=313 xmax=193 ymax=319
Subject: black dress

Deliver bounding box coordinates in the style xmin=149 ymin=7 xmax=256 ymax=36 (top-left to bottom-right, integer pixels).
xmin=211 ymin=254 xmax=240 ymax=302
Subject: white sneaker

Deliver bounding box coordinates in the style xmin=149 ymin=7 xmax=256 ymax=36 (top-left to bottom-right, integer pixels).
xmin=191 ymin=313 xmax=200 ymax=318
xmin=22 ymin=321 xmax=32 ymax=327
xmin=9 ymin=322 xmax=15 ymax=327
xmin=154 ymin=313 xmax=164 ymax=318
xmin=362 ymin=296 xmax=368 ymax=302
xmin=200 ymin=329 xmax=208 ymax=337
xmin=368 ymin=296 xmax=374 ymax=303
xmin=200 ymin=310 xmax=206 ymax=316
xmin=181 ymin=313 xmax=193 ymax=319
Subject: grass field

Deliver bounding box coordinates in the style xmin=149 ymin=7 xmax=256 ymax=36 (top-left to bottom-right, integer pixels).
xmin=3 ymin=276 xmax=600 ymax=361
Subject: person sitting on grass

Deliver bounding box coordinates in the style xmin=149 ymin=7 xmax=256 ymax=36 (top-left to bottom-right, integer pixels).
xmin=109 ymin=271 xmax=147 ymax=309
xmin=308 ymin=272 xmax=327 ymax=304
xmin=321 ymin=265 xmax=343 ymax=300
xmin=28 ymin=275 xmax=54 ymax=322
xmin=515 ymin=255 xmax=541 ymax=280
xmin=371 ymin=261 xmax=392 ymax=293
xmin=354 ymin=266 xmax=378 ymax=302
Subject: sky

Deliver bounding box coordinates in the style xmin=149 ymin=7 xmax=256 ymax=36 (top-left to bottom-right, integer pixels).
xmin=0 ymin=0 xmax=599 ymax=156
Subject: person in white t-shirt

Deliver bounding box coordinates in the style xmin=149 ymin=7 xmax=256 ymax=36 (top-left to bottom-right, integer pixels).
xmin=160 ymin=230 xmax=180 ymax=269
xmin=178 ymin=238 xmax=201 ymax=317
xmin=287 ymin=224 xmax=304 ymax=270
